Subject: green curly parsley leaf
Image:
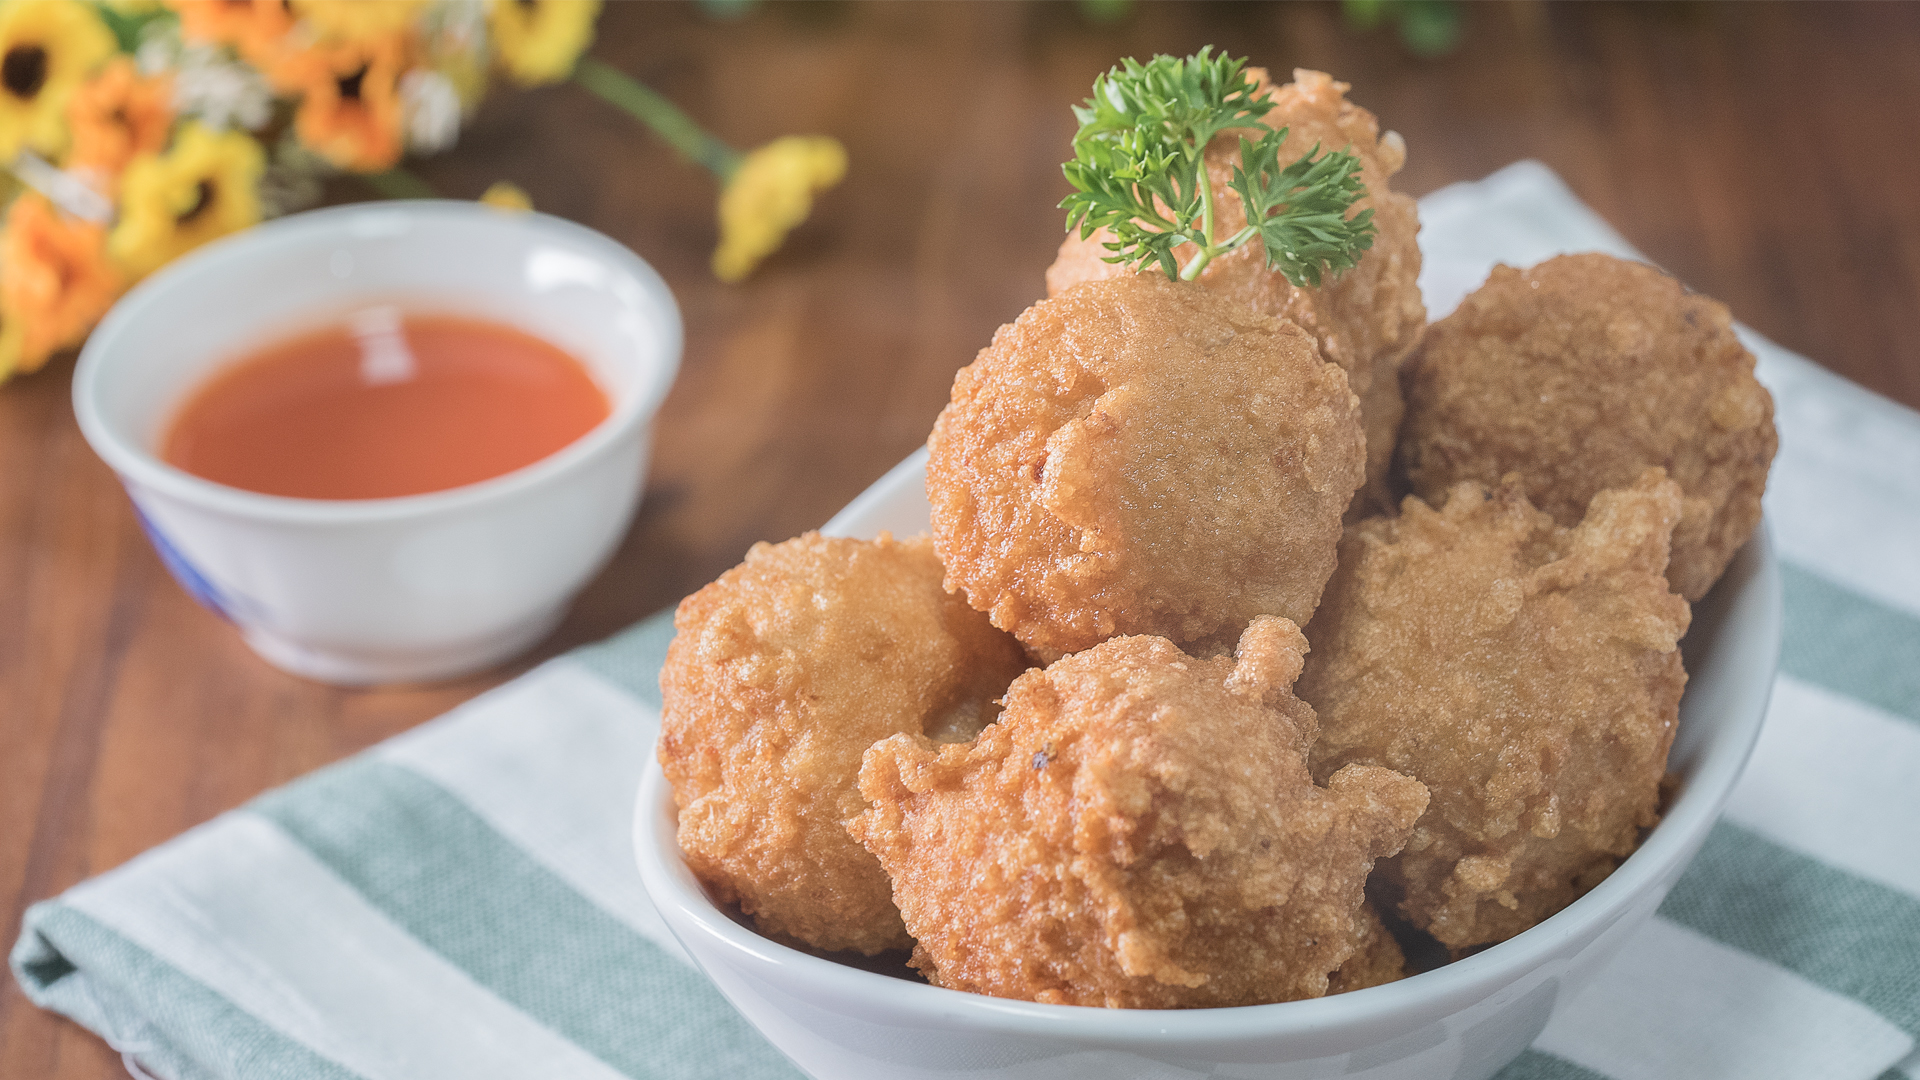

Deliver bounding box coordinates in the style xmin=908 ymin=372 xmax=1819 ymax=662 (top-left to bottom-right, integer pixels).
xmin=1227 ymin=127 xmax=1375 ymax=288
xmin=1059 ymin=48 xmax=1376 ymax=287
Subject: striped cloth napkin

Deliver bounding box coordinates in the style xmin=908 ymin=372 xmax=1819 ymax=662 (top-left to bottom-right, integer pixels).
xmin=13 ymin=161 xmax=1920 ymax=1080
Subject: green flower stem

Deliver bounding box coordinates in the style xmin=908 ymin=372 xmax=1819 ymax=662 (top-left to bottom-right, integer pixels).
xmin=574 ymin=58 xmax=744 ymax=181
xmin=1180 ymin=176 xmax=1219 ymax=280
xmin=363 ymin=168 xmax=439 ymax=200
xmin=1178 ymin=244 xmax=1210 ymax=280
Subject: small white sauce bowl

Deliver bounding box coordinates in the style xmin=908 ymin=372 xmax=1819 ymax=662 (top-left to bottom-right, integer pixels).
xmin=634 ymin=449 xmax=1781 ymax=1080
xmin=75 ymin=201 xmax=681 ymax=686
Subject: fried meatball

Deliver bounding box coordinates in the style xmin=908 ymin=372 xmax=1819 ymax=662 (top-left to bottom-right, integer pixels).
xmin=1325 ymin=901 xmax=1409 ymax=994
xmin=1047 ymin=69 xmax=1425 ymax=514
xmin=659 ymin=532 xmax=1030 ymax=955
xmin=851 ymin=617 xmax=1429 ymax=1008
xmin=928 ymin=273 xmax=1366 ymax=660
xmin=1300 ymin=472 xmax=1691 ymax=951
xmin=1398 ymin=253 xmax=1776 ymax=600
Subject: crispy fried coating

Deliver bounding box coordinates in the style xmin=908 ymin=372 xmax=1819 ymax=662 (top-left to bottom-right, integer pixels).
xmin=928 ymin=273 xmax=1365 ymax=660
xmin=1398 ymin=254 xmax=1776 ymax=600
xmin=1325 ymin=901 xmax=1408 ymax=994
xmin=659 ymin=532 xmax=1030 ymax=955
xmin=851 ymin=617 xmax=1429 ymax=1008
xmin=1300 ymin=472 xmax=1691 ymax=951
xmin=1046 ymin=69 xmax=1425 ymax=514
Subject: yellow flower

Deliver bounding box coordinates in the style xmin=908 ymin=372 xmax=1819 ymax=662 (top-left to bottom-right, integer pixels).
xmin=66 ymin=57 xmax=173 ymax=191
xmin=480 ymin=180 xmax=530 ymax=212
xmin=431 ymin=45 xmax=487 ymax=110
xmin=0 ymin=0 xmax=115 ymax=160
xmin=273 ymin=31 xmax=408 ymax=171
xmin=291 ymin=0 xmax=426 ymax=44
xmin=109 ymin=122 xmax=264 ymax=279
xmin=0 ymin=320 xmax=26 ymax=380
xmin=0 ymin=193 xmax=121 ymax=380
xmin=488 ymin=0 xmax=598 ymax=87
xmin=712 ymin=135 xmax=846 ymax=283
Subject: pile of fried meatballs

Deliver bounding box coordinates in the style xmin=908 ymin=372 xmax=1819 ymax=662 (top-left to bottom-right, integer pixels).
xmin=658 ymin=69 xmax=1777 ymax=1009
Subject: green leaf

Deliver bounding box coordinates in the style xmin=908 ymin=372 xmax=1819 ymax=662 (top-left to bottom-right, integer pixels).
xmin=1341 ymin=0 xmax=1389 ymax=31
xmin=1059 ymin=49 xmax=1374 ymax=286
xmin=1228 ymin=133 xmax=1377 ymax=288
xmin=1398 ymin=0 xmax=1463 ymax=57
xmin=1058 ymin=48 xmax=1272 ymax=275
xmin=91 ymin=1 xmax=174 ymax=54
xmin=1077 ymin=0 xmax=1131 ymax=23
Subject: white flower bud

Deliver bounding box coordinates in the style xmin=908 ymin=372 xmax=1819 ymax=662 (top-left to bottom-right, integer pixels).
xmin=171 ymin=45 xmax=273 ymax=133
xmin=400 ymin=69 xmax=463 ymax=155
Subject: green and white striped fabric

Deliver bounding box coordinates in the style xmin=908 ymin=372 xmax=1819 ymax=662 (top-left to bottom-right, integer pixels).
xmin=13 ymin=161 xmax=1920 ymax=1080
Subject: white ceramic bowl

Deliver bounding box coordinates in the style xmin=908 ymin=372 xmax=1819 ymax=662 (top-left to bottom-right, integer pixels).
xmin=75 ymin=201 xmax=681 ymax=686
xmin=635 ymin=448 xmax=1781 ymax=1080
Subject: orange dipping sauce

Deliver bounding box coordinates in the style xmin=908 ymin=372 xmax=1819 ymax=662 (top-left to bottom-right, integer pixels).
xmin=162 ymin=312 xmax=610 ymax=500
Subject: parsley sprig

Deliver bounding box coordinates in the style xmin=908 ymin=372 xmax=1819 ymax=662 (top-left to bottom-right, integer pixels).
xmin=1060 ymin=49 xmax=1377 ymax=287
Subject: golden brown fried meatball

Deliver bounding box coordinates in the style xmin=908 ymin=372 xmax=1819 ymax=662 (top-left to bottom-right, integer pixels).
xmin=928 ymin=273 xmax=1365 ymax=660
xmin=1300 ymin=472 xmax=1691 ymax=951
xmin=659 ymin=532 xmax=1029 ymax=955
xmin=1325 ymin=901 xmax=1409 ymax=994
xmin=1047 ymin=69 xmax=1425 ymax=514
xmin=1398 ymin=253 xmax=1776 ymax=600
xmin=851 ymin=617 xmax=1428 ymax=1008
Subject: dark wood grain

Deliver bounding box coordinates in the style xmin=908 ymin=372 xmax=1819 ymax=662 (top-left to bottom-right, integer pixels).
xmin=4 ymin=2 xmax=1917 ymax=1075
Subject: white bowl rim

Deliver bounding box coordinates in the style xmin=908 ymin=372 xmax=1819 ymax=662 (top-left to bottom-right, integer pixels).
xmin=73 ymin=200 xmax=682 ymax=526
xmin=634 ymin=518 xmax=1781 ymax=1045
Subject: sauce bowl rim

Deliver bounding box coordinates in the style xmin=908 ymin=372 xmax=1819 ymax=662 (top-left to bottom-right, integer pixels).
xmin=73 ymin=200 xmax=682 ymax=525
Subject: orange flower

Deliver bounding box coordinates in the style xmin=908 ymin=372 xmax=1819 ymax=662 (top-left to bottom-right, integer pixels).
xmin=65 ymin=57 xmax=173 ymax=188
xmin=0 ymin=193 xmax=121 ymax=379
xmin=165 ymin=0 xmax=296 ymax=69
xmin=290 ymin=0 xmax=425 ymax=44
xmin=273 ymin=32 xmax=408 ymax=171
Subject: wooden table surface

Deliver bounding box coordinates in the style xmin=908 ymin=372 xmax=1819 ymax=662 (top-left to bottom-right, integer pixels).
xmin=4 ymin=2 xmax=1917 ymax=1074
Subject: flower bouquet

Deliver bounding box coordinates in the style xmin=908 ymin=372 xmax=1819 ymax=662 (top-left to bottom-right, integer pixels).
xmin=0 ymin=0 xmax=846 ymax=383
